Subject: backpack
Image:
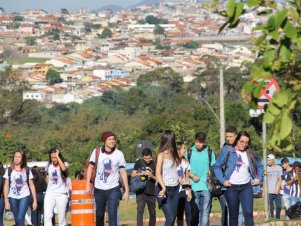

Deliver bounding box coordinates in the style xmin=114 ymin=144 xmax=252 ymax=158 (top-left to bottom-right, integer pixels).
xmin=187 ymin=146 xmax=230 ymax=197
xmin=8 ymin=167 xmax=30 ymax=186
xmin=84 ymin=147 xmax=101 ymax=184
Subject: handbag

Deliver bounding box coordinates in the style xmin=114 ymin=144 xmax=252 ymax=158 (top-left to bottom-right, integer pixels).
xmin=130 ymin=176 xmax=147 ymax=193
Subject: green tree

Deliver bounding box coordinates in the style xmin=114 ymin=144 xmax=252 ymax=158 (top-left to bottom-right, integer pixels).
xmin=84 ymin=22 xmax=92 ymax=32
xmin=219 ymin=0 xmax=301 ymax=151
xmin=46 ymin=69 xmax=62 ymax=85
xmin=183 ymin=41 xmax=199 ymax=49
xmin=13 ymin=15 xmax=24 ymax=22
xmin=99 ymin=28 xmax=112 ymax=38
xmin=154 ymin=25 xmax=165 ymax=35
xmin=25 ymin=36 xmax=36 ymax=46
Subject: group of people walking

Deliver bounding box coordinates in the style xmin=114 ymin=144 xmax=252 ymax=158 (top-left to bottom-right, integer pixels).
xmin=3 ymin=126 xmax=298 ymax=226
xmin=0 ymin=148 xmax=70 ymax=226
xmin=83 ymin=128 xmax=263 ymax=226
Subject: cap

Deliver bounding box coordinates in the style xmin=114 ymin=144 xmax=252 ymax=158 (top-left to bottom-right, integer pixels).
xmin=267 ymin=154 xmax=275 ymax=160
xmin=101 ymin=131 xmax=115 ymax=142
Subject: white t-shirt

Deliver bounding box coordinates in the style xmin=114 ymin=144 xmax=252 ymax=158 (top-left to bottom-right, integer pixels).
xmin=177 ymin=158 xmax=191 ymax=192
xmin=3 ymin=168 xmax=33 ymax=199
xmin=45 ymin=163 xmax=68 ymax=195
xmin=229 ymin=150 xmax=251 ymax=185
xmin=89 ymin=148 xmax=126 ymax=190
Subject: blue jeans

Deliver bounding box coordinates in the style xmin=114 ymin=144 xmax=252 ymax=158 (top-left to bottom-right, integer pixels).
xmin=269 ymin=193 xmax=281 ymax=219
xmin=224 ymin=182 xmax=254 ymax=226
xmin=156 ymin=185 xmax=179 ymax=226
xmin=9 ymin=195 xmax=30 ymax=226
xmin=290 ymin=196 xmax=301 ymax=206
xmin=194 ymin=190 xmax=211 ymax=226
xmin=0 ymin=196 xmax=4 ymax=226
xmin=94 ymin=186 xmax=120 ymax=226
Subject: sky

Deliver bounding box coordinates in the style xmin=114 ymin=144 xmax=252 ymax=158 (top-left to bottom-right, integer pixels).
xmin=0 ymin=0 xmax=142 ymax=13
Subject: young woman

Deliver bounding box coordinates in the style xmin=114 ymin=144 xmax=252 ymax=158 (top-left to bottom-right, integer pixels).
xmin=3 ymin=150 xmax=37 ymax=226
xmin=31 ymin=166 xmax=47 ymax=226
xmin=156 ymin=130 xmax=181 ymax=226
xmin=176 ymin=142 xmax=192 ymax=226
xmin=214 ymin=131 xmax=263 ymax=226
xmin=0 ymin=162 xmax=4 ymax=226
xmin=44 ymin=148 xmax=69 ymax=226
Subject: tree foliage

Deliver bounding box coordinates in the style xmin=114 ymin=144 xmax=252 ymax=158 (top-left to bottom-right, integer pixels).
xmin=61 ymin=8 xmax=69 ymax=14
xmin=99 ymin=28 xmax=112 ymax=38
xmin=46 ymin=69 xmax=62 ymax=85
xmin=145 ymin=15 xmax=168 ymax=25
xmin=219 ymin=0 xmax=301 ymax=152
xmin=154 ymin=25 xmax=165 ymax=35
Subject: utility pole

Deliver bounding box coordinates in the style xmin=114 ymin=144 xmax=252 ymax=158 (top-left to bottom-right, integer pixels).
xmin=262 ymin=122 xmax=269 ymax=221
xmin=219 ymin=66 xmax=225 ymax=148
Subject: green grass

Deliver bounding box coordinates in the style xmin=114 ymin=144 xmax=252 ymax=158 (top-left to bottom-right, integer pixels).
xmin=8 ymin=57 xmax=49 ymax=65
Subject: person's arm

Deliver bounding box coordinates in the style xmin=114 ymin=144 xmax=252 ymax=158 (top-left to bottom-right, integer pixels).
xmin=85 ymin=163 xmax=94 ymax=194
xmin=131 ymin=161 xmax=141 ymax=177
xmin=3 ymin=178 xmax=10 ymax=210
xmin=29 ymin=179 xmax=37 ymax=210
xmin=120 ymin=167 xmax=129 ymax=202
xmin=213 ymin=146 xmax=230 ymax=186
xmin=55 ymin=149 xmax=67 ymax=172
xmin=275 ymin=174 xmax=282 ymax=194
xmin=286 ymin=172 xmax=296 ymax=186
xmin=155 ymin=153 xmax=166 ymax=197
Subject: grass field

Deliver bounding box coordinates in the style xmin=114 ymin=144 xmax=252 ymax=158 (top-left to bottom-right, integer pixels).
xmin=8 ymin=57 xmax=49 ymax=65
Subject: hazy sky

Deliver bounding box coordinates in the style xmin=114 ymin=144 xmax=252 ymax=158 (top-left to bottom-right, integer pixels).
xmin=0 ymin=0 xmax=142 ymax=13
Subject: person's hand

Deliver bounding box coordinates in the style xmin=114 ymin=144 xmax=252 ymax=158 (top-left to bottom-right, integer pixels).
xmin=55 ymin=149 xmax=60 ymax=157
xmin=252 ymin=179 xmax=260 ymax=186
xmin=146 ymin=171 xmax=154 ymax=178
xmin=158 ymin=188 xmax=166 ymax=198
xmin=32 ymin=200 xmax=37 ymax=211
xmin=85 ymin=183 xmax=91 ymax=194
xmin=187 ymin=190 xmax=192 ymax=201
xmin=191 ymin=174 xmax=199 ymax=183
xmin=123 ymin=190 xmax=129 ymax=203
xmin=223 ymin=181 xmax=231 ymax=187
xmin=5 ymin=199 xmax=10 ymax=210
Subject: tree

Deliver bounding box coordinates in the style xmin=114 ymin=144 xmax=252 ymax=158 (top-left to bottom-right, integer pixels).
xmin=84 ymin=22 xmax=92 ymax=33
xmin=183 ymin=41 xmax=199 ymax=49
xmin=154 ymin=25 xmax=165 ymax=35
xmin=13 ymin=15 xmax=24 ymax=22
xmin=99 ymin=28 xmax=112 ymax=39
xmin=219 ymin=0 xmax=301 ymax=151
xmin=46 ymin=69 xmax=62 ymax=85
xmin=25 ymin=36 xmax=36 ymax=46
xmin=61 ymin=8 xmax=69 ymax=14
xmin=145 ymin=15 xmax=160 ymax=24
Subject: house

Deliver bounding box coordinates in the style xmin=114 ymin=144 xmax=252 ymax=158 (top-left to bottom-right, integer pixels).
xmin=19 ymin=24 xmax=35 ymax=35
xmin=93 ymin=68 xmax=129 ymax=81
xmin=23 ymin=90 xmax=47 ymax=102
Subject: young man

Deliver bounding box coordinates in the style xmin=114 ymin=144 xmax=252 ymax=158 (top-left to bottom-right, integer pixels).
xmin=85 ymin=131 xmax=129 ymax=226
xmin=188 ymin=132 xmax=215 ymax=226
xmin=281 ymin=157 xmax=293 ymax=218
xmin=287 ymin=161 xmax=301 ymax=205
xmin=267 ymin=154 xmax=282 ymax=219
xmin=131 ymin=148 xmax=156 ymax=226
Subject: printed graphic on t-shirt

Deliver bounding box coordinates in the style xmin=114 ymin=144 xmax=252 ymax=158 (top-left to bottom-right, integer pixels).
xmin=177 ymin=166 xmax=184 ymax=179
xmin=236 ymin=155 xmax=245 ymax=172
xmin=100 ymin=158 xmax=114 ymax=183
xmin=13 ymin=174 xmax=24 ymax=196
xmin=50 ymin=169 xmax=59 ymax=184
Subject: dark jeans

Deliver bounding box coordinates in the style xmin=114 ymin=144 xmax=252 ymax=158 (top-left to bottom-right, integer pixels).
xmin=224 ymin=182 xmax=254 ymax=226
xmin=0 ymin=196 xmax=4 ymax=226
xmin=94 ymin=186 xmax=120 ymax=226
xmin=218 ymin=194 xmax=228 ymax=226
xmin=31 ymin=193 xmax=44 ymax=226
xmin=9 ymin=195 xmax=30 ymax=226
xmin=156 ymin=185 xmax=179 ymax=226
xmin=269 ymin=193 xmax=281 ymax=219
xmin=136 ymin=193 xmax=156 ymax=226
xmin=177 ymin=196 xmax=191 ymax=226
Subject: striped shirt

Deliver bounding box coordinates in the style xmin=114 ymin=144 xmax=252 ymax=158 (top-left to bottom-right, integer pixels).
xmin=287 ymin=171 xmax=301 ymax=197
xmin=162 ymin=159 xmax=178 ymax=187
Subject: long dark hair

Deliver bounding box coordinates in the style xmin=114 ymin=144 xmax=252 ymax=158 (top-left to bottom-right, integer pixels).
xmin=32 ymin=166 xmax=43 ymax=182
xmin=0 ymin=162 xmax=4 ymax=176
xmin=12 ymin=149 xmax=27 ymax=169
xmin=158 ymin=130 xmax=180 ymax=165
xmin=48 ymin=147 xmax=67 ymax=182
